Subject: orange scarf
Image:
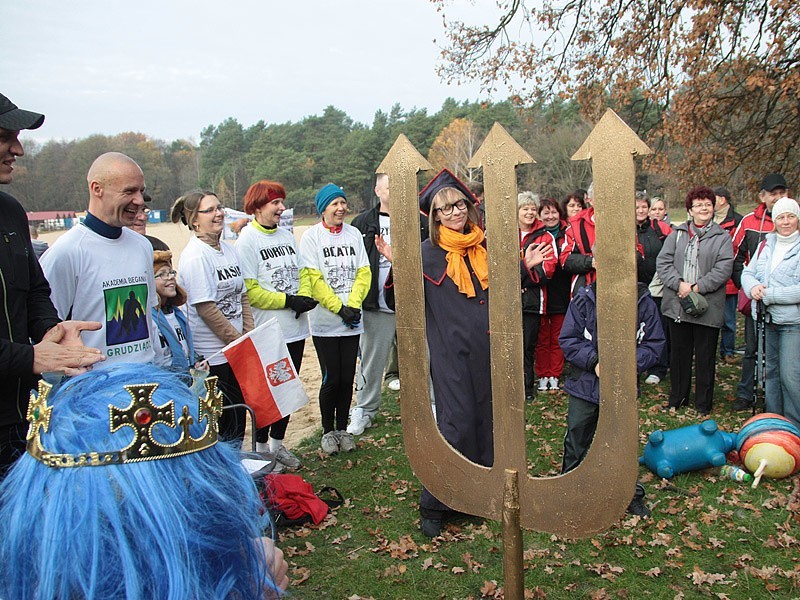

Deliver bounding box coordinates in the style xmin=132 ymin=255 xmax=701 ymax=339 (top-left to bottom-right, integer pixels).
xmin=437 ymin=225 xmax=489 ymax=297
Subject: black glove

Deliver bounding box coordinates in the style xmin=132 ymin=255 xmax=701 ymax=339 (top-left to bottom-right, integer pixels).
xmin=337 ymin=305 xmax=362 ymax=327
xmin=285 ymin=294 xmax=318 ymax=318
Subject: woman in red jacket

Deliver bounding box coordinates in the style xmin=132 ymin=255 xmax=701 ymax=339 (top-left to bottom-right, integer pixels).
xmin=535 ymin=198 xmax=571 ymax=392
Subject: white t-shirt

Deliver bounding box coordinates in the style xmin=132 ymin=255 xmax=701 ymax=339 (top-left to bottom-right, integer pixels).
xmin=377 ymin=212 xmax=392 ymax=313
xmin=299 ymin=222 xmax=369 ymax=337
xmin=40 ymin=225 xmax=157 ymax=364
xmin=236 ymin=223 xmax=310 ymax=343
xmin=153 ymin=309 xmax=191 ymax=368
xmin=177 ymin=236 xmax=244 ymax=366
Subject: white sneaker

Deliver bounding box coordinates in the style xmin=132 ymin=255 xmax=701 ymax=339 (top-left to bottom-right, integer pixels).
xmin=387 ymin=379 xmax=401 ymax=392
xmin=645 ymin=374 xmax=661 ymax=385
xmin=347 ymin=407 xmax=372 ymax=436
xmin=336 ymin=431 xmax=356 ymax=452
xmin=320 ymin=431 xmax=340 ymax=455
xmin=274 ymin=445 xmax=301 ymax=470
xmin=548 ymin=377 xmax=560 ymax=390
xmin=538 ymin=378 xmax=549 ymax=392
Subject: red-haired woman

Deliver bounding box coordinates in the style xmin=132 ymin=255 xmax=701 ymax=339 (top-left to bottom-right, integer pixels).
xmin=656 ymin=186 xmax=734 ymax=415
xmin=237 ymin=180 xmax=317 ymax=471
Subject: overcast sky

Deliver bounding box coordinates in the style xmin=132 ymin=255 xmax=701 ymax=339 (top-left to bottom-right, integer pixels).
xmin=2 ymin=0 xmax=511 ymax=143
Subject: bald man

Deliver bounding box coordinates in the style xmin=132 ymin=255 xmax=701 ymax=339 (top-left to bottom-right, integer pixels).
xmin=40 ymin=152 xmax=158 ymax=363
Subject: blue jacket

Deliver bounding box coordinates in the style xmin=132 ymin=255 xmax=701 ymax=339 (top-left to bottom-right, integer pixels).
xmin=152 ymin=305 xmax=197 ymax=370
xmin=742 ymin=233 xmax=800 ymax=325
xmin=559 ymin=283 xmax=665 ymax=405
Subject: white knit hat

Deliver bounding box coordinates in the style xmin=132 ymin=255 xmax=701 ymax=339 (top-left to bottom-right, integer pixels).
xmin=772 ymin=197 xmax=800 ymax=220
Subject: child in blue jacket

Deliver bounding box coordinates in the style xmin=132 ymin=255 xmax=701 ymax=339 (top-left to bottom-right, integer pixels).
xmin=559 ymin=281 xmax=665 ymax=515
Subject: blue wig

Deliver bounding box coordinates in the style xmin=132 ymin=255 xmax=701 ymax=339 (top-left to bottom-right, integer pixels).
xmin=0 ymin=363 xmax=281 ymax=600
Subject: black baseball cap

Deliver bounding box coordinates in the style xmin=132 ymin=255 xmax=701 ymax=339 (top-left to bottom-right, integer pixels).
xmin=0 ymin=93 xmax=45 ymax=131
xmin=760 ymin=173 xmax=787 ymax=192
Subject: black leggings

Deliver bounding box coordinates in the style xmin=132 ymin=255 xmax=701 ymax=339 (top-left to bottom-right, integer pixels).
xmin=209 ymin=362 xmax=247 ymax=443
xmin=313 ymin=335 xmax=360 ymax=433
xmin=256 ymin=339 xmax=305 ymax=443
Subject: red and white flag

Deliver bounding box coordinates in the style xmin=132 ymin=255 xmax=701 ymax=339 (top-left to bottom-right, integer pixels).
xmin=221 ymin=318 xmax=309 ymax=428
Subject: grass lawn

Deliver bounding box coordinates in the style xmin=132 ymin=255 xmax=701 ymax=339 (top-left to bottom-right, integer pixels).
xmin=278 ymin=354 xmax=800 ymax=599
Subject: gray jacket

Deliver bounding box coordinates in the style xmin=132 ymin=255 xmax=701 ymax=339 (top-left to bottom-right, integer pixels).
xmin=656 ymin=220 xmax=734 ymax=328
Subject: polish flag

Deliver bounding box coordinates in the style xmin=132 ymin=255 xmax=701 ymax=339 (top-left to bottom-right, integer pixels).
xmin=222 ymin=318 xmax=309 ymax=428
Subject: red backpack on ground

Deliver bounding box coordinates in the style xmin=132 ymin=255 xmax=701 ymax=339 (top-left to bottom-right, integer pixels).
xmin=256 ymin=473 xmax=343 ymax=528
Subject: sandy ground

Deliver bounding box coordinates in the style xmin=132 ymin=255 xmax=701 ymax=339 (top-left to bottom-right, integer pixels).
xmin=38 ymin=221 xmax=324 ymax=450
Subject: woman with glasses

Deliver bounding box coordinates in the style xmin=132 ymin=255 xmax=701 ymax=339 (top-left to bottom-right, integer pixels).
xmin=170 ymin=192 xmax=254 ymax=442
xmin=412 ymin=170 xmax=551 ymax=537
xmin=656 ymin=186 xmax=734 ymax=415
xmin=299 ymin=184 xmax=370 ymax=456
xmin=151 ymin=250 xmax=201 ymax=370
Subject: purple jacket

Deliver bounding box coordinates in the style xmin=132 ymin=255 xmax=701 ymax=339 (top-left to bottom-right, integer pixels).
xmin=559 ymin=283 xmax=665 ymax=405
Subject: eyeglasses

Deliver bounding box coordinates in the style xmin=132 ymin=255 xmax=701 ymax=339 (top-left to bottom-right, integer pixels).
xmin=155 ymin=270 xmax=177 ymax=280
xmin=136 ymin=207 xmax=151 ymax=216
xmin=691 ymin=202 xmax=714 ymax=209
xmin=435 ymin=198 xmax=468 ymax=216
xmin=197 ymin=205 xmax=225 ymax=214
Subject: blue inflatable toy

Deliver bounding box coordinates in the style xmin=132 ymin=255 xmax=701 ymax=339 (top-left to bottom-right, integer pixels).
xmin=639 ymin=420 xmax=737 ymax=479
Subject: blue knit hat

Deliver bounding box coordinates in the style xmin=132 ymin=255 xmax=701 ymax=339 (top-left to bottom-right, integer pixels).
xmin=315 ymin=183 xmax=346 ymax=214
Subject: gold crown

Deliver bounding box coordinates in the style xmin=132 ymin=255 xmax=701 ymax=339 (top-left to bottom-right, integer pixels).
xmin=26 ymin=376 xmax=223 ymax=468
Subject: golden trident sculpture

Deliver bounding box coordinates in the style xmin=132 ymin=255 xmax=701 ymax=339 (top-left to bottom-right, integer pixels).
xmin=378 ymin=108 xmax=651 ymax=597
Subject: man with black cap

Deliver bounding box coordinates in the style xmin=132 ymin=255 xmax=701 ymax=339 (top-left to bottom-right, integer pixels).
xmin=0 ymin=93 xmax=105 ymax=477
xmin=731 ymin=173 xmax=789 ymax=410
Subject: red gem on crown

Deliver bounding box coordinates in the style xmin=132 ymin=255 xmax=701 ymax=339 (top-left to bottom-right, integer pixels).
xmin=134 ymin=408 xmax=152 ymax=425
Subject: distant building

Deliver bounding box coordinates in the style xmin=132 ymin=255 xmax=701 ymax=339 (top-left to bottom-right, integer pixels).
xmin=26 ymin=211 xmax=77 ymax=231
